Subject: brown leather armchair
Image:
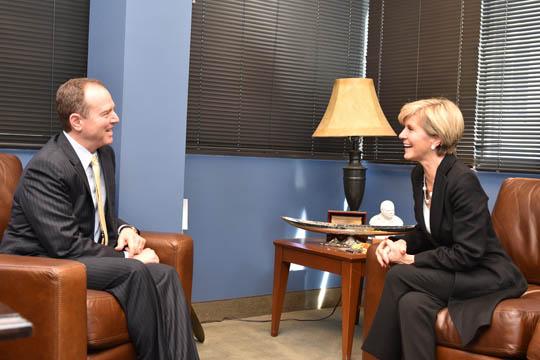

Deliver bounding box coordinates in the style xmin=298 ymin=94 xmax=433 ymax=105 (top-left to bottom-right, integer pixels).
xmin=0 ymin=154 xmax=194 ymax=360
xmin=362 ymin=177 xmax=540 ymax=359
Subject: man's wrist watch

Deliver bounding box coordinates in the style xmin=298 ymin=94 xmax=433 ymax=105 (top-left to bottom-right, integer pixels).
xmin=118 ymin=224 xmax=140 ymax=235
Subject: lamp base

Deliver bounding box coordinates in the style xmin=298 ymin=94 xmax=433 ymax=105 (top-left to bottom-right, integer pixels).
xmin=342 ymin=136 xmax=365 ymax=211
xmin=343 ymin=162 xmax=365 ymax=212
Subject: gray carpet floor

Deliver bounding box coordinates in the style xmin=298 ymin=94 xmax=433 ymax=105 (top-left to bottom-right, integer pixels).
xmin=196 ymin=307 xmax=364 ymax=359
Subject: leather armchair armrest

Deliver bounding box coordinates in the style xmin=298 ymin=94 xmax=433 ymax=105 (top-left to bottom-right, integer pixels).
xmin=528 ymin=321 xmax=540 ymax=360
xmin=0 ymin=254 xmax=87 ymax=360
xmin=141 ymin=231 xmax=194 ymax=305
xmin=362 ymin=243 xmax=389 ymax=360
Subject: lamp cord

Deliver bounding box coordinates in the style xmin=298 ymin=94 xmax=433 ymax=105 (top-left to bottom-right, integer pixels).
xmin=214 ymin=295 xmax=343 ymax=324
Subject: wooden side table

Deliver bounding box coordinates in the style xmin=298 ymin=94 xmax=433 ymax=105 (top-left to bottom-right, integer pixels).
xmin=271 ymin=238 xmax=367 ymax=360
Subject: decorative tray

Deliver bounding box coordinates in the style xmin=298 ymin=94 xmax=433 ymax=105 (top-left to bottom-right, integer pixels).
xmin=281 ymin=216 xmax=415 ymax=236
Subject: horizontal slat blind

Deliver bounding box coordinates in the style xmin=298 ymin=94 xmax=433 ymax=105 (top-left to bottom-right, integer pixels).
xmin=187 ymin=0 xmax=369 ymax=159
xmin=364 ymin=0 xmax=480 ymax=164
xmin=475 ymin=0 xmax=540 ymax=172
xmin=0 ymin=0 xmax=89 ymax=148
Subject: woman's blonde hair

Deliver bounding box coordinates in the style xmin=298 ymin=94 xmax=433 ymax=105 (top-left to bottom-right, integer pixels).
xmin=398 ymin=98 xmax=464 ymax=156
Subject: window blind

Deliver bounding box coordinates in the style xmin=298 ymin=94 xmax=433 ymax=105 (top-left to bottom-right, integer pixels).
xmin=0 ymin=0 xmax=89 ymax=148
xmin=475 ymin=0 xmax=540 ymax=172
xmin=364 ymin=0 xmax=480 ymax=164
xmin=187 ymin=0 xmax=370 ymax=159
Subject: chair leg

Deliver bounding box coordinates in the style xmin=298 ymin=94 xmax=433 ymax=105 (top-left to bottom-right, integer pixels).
xmin=191 ymin=305 xmax=205 ymax=343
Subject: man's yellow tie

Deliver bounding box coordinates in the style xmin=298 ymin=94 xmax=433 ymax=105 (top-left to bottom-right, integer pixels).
xmin=91 ymin=154 xmax=109 ymax=246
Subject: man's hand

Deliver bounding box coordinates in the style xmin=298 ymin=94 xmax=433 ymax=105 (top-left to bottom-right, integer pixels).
xmin=115 ymin=227 xmax=146 ymax=257
xmin=132 ymin=248 xmax=160 ymax=264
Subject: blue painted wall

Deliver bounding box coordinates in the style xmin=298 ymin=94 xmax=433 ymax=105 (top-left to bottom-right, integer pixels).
xmin=184 ymin=155 xmax=345 ymax=301
xmin=4 ymin=146 xmax=539 ymax=302
xmin=87 ymin=0 xmax=192 ymax=231
xmin=185 ymin=156 xmax=540 ymax=302
xmin=87 ymin=0 xmax=126 ymax=191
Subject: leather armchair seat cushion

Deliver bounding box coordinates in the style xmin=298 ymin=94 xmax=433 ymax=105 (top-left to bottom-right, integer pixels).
xmin=435 ymin=285 xmax=540 ymax=358
xmin=87 ymin=290 xmax=130 ymax=350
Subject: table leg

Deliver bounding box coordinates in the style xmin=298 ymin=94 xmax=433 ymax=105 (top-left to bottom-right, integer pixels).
xmin=354 ymin=277 xmax=365 ymax=325
xmin=341 ymin=261 xmax=363 ymax=360
xmin=271 ymin=245 xmax=290 ymax=337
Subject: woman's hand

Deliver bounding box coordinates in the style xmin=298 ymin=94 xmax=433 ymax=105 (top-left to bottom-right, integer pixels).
xmin=393 ymin=239 xmax=415 ymax=265
xmin=376 ymin=239 xmax=410 ymax=268
xmin=376 ymin=239 xmax=401 ymax=267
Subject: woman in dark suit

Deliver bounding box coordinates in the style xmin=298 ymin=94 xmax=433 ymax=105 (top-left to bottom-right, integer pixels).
xmin=361 ymin=98 xmax=527 ymax=360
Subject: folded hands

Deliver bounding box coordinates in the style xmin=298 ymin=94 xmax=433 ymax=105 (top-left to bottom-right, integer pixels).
xmin=375 ymin=238 xmax=415 ymax=267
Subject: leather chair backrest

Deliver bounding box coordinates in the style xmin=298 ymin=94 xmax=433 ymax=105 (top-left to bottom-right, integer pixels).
xmin=492 ymin=177 xmax=540 ymax=285
xmin=0 ymin=154 xmax=22 ymax=240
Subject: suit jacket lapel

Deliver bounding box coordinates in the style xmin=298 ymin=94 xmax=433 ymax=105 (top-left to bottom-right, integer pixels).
xmin=57 ymin=133 xmax=91 ymax=196
xmin=412 ymin=166 xmax=425 ymax=229
xmin=412 ymin=166 xmax=438 ymax=248
xmin=430 ymin=155 xmax=457 ymax=239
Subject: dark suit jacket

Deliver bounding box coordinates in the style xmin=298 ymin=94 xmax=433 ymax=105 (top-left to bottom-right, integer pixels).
xmin=401 ymin=154 xmax=527 ymax=345
xmin=0 ymin=133 xmax=125 ymax=258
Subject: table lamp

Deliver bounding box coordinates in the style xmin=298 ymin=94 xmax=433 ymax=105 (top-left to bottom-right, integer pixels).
xmin=313 ymin=78 xmax=396 ymax=211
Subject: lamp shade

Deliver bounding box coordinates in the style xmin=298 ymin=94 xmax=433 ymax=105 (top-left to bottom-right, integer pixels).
xmin=313 ymin=78 xmax=396 ymax=137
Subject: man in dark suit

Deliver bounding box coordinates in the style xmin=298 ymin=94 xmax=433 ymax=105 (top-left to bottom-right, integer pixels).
xmin=0 ymin=78 xmax=200 ymax=360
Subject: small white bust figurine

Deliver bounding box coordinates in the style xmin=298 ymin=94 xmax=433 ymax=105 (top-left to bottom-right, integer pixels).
xmin=369 ymin=200 xmax=404 ymax=226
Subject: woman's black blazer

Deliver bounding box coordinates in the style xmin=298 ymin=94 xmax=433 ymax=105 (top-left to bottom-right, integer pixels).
xmin=402 ymin=154 xmax=526 ymax=345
